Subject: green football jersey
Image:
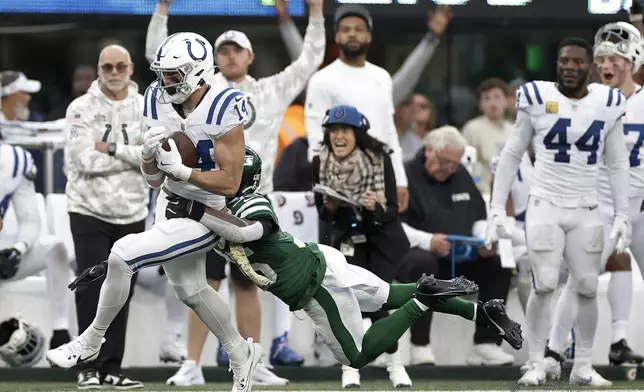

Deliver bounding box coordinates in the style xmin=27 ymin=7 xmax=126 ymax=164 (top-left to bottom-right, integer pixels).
xmin=213 ymin=193 xmax=326 ymax=311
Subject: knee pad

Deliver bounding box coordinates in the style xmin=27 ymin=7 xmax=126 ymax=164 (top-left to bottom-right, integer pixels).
xmin=532 ymin=267 xmax=559 ymax=293
xmin=107 ymin=252 xmax=133 ymax=276
xmin=574 ymin=274 xmax=598 ymax=298
xmin=171 ymin=280 xmax=210 ymax=302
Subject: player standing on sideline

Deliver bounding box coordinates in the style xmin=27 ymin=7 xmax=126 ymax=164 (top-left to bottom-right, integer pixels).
xmin=146 ymin=1 xmax=325 ymax=383
xmin=487 ymin=37 xmax=631 ymax=387
xmin=47 ymin=32 xmax=263 ymax=392
xmin=544 ymin=23 xmax=644 ymax=377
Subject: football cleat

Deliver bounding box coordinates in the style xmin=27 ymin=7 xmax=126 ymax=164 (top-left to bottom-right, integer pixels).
xmin=415 ymin=274 xmax=478 ymax=306
xmin=477 ymin=299 xmax=523 ymax=350
xmin=609 ymin=339 xmax=644 ymax=365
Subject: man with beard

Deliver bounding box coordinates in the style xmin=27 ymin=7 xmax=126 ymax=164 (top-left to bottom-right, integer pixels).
xmin=64 ymin=44 xmax=148 ymax=389
xmin=487 ymin=38 xmax=631 ymax=387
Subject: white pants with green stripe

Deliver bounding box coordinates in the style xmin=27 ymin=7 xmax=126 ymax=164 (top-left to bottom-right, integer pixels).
xmin=303 ymin=244 xmax=390 ymax=366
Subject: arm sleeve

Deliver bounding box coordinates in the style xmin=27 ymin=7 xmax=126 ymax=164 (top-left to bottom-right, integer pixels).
xmin=604 ymin=116 xmax=630 ymax=219
xmin=257 ymin=17 xmax=325 ymax=108
xmin=65 ymin=102 xmax=131 ymax=175
xmin=383 ymin=76 xmax=408 ymax=187
xmin=145 ymin=12 xmax=169 ymax=64
xmin=490 ymin=110 xmax=533 ymax=210
xmin=305 ymin=74 xmax=333 ymax=161
xmin=12 ymin=177 xmax=41 ymax=251
xmin=279 ymin=20 xmax=304 ymax=62
xmin=199 ymin=213 xmax=266 ymax=243
xmin=401 ymin=222 xmax=433 ymax=251
xmin=373 ymin=154 xmax=401 ymax=223
xmin=391 ymin=34 xmax=439 ymax=106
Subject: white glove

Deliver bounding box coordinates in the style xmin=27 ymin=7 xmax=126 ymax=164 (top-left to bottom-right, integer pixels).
xmin=156 ymin=139 xmax=192 ymax=181
xmin=141 ymin=126 xmax=168 ymax=161
xmin=484 ymin=207 xmax=511 ymax=249
xmin=609 ymin=216 xmax=630 ymax=254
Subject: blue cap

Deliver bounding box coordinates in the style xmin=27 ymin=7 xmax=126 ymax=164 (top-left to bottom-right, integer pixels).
xmin=322 ymin=105 xmax=370 ymax=131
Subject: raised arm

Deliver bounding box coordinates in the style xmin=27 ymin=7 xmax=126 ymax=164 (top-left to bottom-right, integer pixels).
xmin=145 ymin=0 xmax=172 ymax=64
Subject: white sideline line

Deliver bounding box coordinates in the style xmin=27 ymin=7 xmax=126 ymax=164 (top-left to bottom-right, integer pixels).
xmin=27 ymin=390 xmax=644 ymax=392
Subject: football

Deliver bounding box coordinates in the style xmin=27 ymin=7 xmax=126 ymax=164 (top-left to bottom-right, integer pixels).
xmin=162 ymin=132 xmax=197 ymax=168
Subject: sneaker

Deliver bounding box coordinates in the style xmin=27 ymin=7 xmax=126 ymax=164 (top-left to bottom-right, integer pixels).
xmin=253 ymin=362 xmax=289 ymax=386
xmin=543 ymin=347 xmax=564 ymax=380
xmin=569 ymin=366 xmax=612 ymax=387
xmin=166 ymin=360 xmax=205 ymax=386
xmin=100 ymin=373 xmax=144 ymax=390
xmin=217 ymin=342 xmax=230 ymax=367
xmin=229 ymin=338 xmax=263 ymax=392
xmin=341 ymin=365 xmax=360 ymax=389
xmin=415 ymin=274 xmax=479 ymax=305
xmin=467 ymin=343 xmax=514 ymax=365
xmin=410 ymin=344 xmax=436 ymax=365
xmin=609 ymin=339 xmax=644 ymax=365
xmin=49 ymin=329 xmax=71 ymax=350
xmin=518 ymin=361 xmax=546 ymax=386
xmin=270 ymin=333 xmax=304 ymax=366
xmin=387 ymin=351 xmax=412 ymax=388
xmin=476 ymin=299 xmax=523 ymax=350
xmin=46 ymin=336 xmax=104 ymax=369
xmin=77 ymin=370 xmax=100 ymax=390
xmin=159 ymin=335 xmax=187 ymax=364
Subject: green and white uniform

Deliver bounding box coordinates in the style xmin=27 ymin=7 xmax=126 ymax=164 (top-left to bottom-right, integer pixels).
xmin=213 ymin=192 xmax=404 ymax=367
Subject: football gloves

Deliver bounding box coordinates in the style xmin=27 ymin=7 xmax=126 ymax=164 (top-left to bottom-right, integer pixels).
xmin=0 ymin=247 xmax=22 ymax=280
xmin=165 ymin=195 xmax=206 ymax=221
xmin=609 ymin=216 xmax=631 ymax=255
xmin=141 ymin=126 xmax=167 ymax=161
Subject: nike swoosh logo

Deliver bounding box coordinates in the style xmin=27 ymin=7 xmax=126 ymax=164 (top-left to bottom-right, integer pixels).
xmin=483 ymin=308 xmax=505 ymax=336
xmin=77 ymin=353 xmax=95 ymax=364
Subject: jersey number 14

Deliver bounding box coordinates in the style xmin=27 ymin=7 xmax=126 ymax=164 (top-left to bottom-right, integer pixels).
xmin=544 ymin=118 xmax=603 ymax=164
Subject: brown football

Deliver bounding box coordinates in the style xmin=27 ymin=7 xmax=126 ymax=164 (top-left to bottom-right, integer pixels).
xmin=162 ymin=132 xmax=197 ymax=168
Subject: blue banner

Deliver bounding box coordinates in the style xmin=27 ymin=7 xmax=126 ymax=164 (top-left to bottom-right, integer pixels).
xmin=0 ymin=0 xmax=306 ymax=16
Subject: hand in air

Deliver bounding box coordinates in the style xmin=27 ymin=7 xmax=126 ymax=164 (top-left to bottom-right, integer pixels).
xmin=609 ymin=216 xmax=631 ymax=254
xmin=427 ymin=5 xmax=452 ymax=37
xmin=156 ymin=139 xmax=192 ymax=181
xmin=142 ymin=126 xmax=167 ymax=161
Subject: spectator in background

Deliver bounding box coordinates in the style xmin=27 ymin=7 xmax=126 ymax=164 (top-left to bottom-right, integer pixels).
xmin=312 ymin=105 xmax=411 ymax=388
xmin=461 ymin=78 xmax=513 ymax=196
xmin=505 ymin=77 xmax=526 ymax=123
xmin=147 ymin=0 xmax=325 ymax=382
xmin=0 ymin=71 xmax=41 ymax=122
xmin=64 ymin=45 xmax=147 ymax=390
xmin=399 ymin=93 xmax=436 ymax=161
xmin=48 ymin=65 xmax=96 ymax=121
xmin=401 ymin=126 xmax=513 ymax=366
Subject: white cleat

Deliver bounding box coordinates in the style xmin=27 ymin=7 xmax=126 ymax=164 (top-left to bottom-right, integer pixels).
xmin=518 ymin=362 xmax=546 ymax=386
xmin=341 ymin=365 xmax=360 ymax=389
xmin=230 ymin=338 xmax=264 ymax=392
xmin=569 ymin=366 xmax=613 ymax=387
xmin=166 ymin=360 xmax=205 ymax=386
xmin=252 ymin=362 xmax=289 ymax=386
xmin=543 ymin=356 xmax=562 ymax=380
xmin=410 ymin=344 xmax=436 ymax=365
xmin=519 ymin=361 xmax=530 ymax=375
xmin=467 ymin=343 xmax=514 ymax=365
xmin=387 ymin=363 xmax=412 ymax=388
xmin=45 ymin=336 xmax=104 ymax=369
xmin=159 ymin=336 xmax=187 ymax=364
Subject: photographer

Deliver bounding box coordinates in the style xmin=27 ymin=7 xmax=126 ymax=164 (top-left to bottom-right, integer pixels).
xmin=312 ymin=105 xmax=411 ymax=388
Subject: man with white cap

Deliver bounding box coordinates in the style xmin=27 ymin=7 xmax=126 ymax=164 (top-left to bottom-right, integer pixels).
xmin=145 ymin=0 xmax=326 ymax=386
xmin=0 ymin=71 xmax=41 ymax=122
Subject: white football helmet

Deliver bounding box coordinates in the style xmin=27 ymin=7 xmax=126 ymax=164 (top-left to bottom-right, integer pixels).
xmin=0 ymin=317 xmax=45 ymax=367
xmin=594 ymin=22 xmax=644 ymax=72
xmin=150 ymin=32 xmax=215 ymax=104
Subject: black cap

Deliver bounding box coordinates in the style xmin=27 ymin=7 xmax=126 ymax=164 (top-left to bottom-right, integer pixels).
xmin=334 ymin=5 xmax=373 ymax=32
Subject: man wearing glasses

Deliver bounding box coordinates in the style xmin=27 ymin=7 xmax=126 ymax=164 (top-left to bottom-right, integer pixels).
xmin=64 ymin=44 xmax=147 ymax=390
xmin=400 ymin=125 xmax=514 ymax=366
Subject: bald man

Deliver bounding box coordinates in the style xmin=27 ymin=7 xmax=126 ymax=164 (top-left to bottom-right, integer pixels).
xmin=64 ymin=44 xmax=147 ymax=389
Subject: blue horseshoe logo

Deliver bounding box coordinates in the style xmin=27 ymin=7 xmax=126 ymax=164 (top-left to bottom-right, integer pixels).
xmin=185 ymin=38 xmax=208 ymax=61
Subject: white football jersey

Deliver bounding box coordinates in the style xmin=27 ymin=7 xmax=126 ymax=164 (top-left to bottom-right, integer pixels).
xmin=598 ymin=85 xmax=644 ymax=202
xmin=0 ymin=144 xmax=36 ymax=219
xmin=143 ymin=83 xmax=248 ymax=210
xmin=518 ymin=81 xmax=626 ymax=208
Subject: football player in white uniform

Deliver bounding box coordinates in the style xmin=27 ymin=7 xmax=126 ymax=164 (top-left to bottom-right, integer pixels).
xmin=545 ymin=23 xmax=644 ymax=375
xmin=0 ymin=144 xmax=71 ymax=352
xmin=487 ymin=37 xmax=631 ymax=387
xmin=47 ymin=32 xmax=262 ymax=392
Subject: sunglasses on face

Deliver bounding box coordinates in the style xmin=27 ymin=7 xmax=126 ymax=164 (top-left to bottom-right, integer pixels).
xmin=100 ymin=63 xmax=130 ymax=74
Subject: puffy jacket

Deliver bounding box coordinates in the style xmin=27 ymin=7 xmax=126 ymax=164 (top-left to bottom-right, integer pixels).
xmin=64 ymin=80 xmax=148 ymax=225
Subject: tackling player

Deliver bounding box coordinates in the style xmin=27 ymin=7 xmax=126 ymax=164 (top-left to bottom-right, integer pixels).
xmin=0 ymin=144 xmax=71 ymax=352
xmin=163 ymin=148 xmax=524 ymax=368
xmin=487 ymin=37 xmax=631 ymax=387
xmin=46 ymin=32 xmax=261 ymax=392
xmin=545 ymin=22 xmax=644 ymax=376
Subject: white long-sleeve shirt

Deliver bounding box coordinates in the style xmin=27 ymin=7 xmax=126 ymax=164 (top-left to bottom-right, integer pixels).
xmin=491 ymin=81 xmax=629 ymax=219
xmin=305 ymin=59 xmax=408 ymax=187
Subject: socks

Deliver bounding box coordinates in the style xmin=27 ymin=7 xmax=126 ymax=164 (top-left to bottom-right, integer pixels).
xmin=526 ymin=291 xmax=554 ymax=363
xmin=386 ymin=284 xmax=476 ymax=321
xmin=383 ymin=284 xmax=417 ymax=309
xmin=608 ymin=271 xmax=632 ymax=343
xmin=164 ymin=282 xmax=187 ymax=339
xmin=45 ymin=244 xmax=72 ymax=331
xmin=549 ymin=278 xmax=577 ymax=354
xmin=81 ymin=253 xmax=134 ymax=348
xmin=575 ymin=293 xmax=598 ymax=368
xmin=273 ymin=296 xmax=292 ymax=339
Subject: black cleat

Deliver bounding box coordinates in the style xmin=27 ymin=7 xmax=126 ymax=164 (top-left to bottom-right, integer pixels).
xmin=544 ymin=346 xmax=565 ymax=364
xmin=415 ymin=273 xmax=479 ymax=305
xmin=69 ymin=261 xmax=108 ymax=292
xmin=478 ymin=299 xmax=523 ymax=350
xmin=609 ymin=339 xmax=644 ymax=365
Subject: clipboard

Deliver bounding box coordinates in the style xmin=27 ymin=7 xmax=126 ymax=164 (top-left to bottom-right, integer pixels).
xmin=312 ymin=183 xmax=362 ymax=208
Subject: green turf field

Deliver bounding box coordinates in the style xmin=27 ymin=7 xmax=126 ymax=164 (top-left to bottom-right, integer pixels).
xmin=3 ymin=380 xmax=644 ymax=391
